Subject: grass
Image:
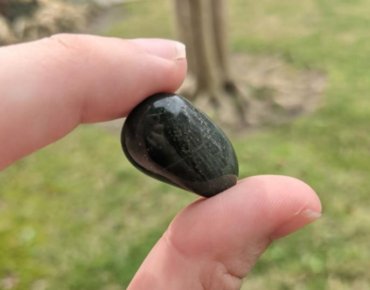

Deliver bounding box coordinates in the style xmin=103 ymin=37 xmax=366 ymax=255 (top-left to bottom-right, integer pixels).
xmin=1 ymin=0 xmax=370 ymax=289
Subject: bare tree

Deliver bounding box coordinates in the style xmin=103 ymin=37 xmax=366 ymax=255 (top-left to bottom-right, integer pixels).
xmin=174 ymin=0 xmax=248 ymax=127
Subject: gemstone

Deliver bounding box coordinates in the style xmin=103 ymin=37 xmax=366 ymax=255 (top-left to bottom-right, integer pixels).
xmin=121 ymin=93 xmax=239 ymax=197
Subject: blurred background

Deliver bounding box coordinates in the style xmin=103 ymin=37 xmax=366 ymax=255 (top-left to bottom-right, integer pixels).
xmin=0 ymin=0 xmax=369 ymax=289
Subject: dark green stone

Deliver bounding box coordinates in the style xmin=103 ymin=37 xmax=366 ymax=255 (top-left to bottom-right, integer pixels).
xmin=121 ymin=93 xmax=239 ymax=197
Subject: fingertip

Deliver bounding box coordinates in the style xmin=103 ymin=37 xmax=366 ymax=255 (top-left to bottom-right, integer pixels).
xmin=147 ymin=55 xmax=187 ymax=95
xmin=39 ymin=35 xmax=189 ymax=118
xmin=236 ymin=175 xmax=322 ymax=239
xmin=80 ymin=37 xmax=188 ymax=122
xmin=126 ymin=38 xmax=188 ymax=96
xmin=134 ymin=175 xmax=323 ymax=286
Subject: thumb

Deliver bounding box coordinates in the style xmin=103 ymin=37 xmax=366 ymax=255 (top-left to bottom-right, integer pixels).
xmin=128 ymin=175 xmax=322 ymax=290
xmin=0 ymin=35 xmax=187 ymax=169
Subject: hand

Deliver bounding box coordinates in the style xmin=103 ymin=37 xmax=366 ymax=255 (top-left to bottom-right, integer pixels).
xmin=0 ymin=34 xmax=322 ymax=290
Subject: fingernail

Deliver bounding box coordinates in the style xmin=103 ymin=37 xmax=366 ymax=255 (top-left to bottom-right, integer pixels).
xmin=174 ymin=42 xmax=186 ymax=60
xmin=130 ymin=39 xmax=186 ymax=61
xmin=271 ymin=208 xmax=322 ymax=239
xmin=300 ymin=209 xmax=322 ymax=220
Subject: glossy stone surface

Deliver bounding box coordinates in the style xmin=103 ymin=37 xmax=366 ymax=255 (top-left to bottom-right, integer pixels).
xmin=121 ymin=93 xmax=238 ymax=197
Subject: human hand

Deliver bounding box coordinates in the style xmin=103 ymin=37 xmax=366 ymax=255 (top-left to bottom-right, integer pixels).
xmin=0 ymin=34 xmax=322 ymax=290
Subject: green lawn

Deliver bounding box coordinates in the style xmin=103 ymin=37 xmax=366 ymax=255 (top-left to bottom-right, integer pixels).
xmin=1 ymin=0 xmax=370 ymax=289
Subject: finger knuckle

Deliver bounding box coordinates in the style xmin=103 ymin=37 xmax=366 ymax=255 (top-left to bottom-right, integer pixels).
xmin=36 ymin=34 xmax=96 ymax=78
xmin=41 ymin=33 xmax=92 ymax=65
xmin=46 ymin=33 xmax=82 ymax=51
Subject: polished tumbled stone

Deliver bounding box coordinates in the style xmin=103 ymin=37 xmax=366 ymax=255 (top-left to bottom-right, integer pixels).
xmin=121 ymin=93 xmax=239 ymax=197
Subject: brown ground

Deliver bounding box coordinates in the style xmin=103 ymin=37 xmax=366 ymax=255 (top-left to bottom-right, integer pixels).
xmin=230 ymin=53 xmax=326 ymax=128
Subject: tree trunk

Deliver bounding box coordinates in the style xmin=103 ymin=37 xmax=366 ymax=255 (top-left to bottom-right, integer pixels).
xmin=173 ymin=0 xmax=249 ymax=128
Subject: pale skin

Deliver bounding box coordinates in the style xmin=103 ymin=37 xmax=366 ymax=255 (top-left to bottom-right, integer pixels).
xmin=0 ymin=34 xmax=322 ymax=290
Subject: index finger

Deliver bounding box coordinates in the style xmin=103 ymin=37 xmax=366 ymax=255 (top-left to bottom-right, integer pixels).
xmin=0 ymin=34 xmax=187 ymax=170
